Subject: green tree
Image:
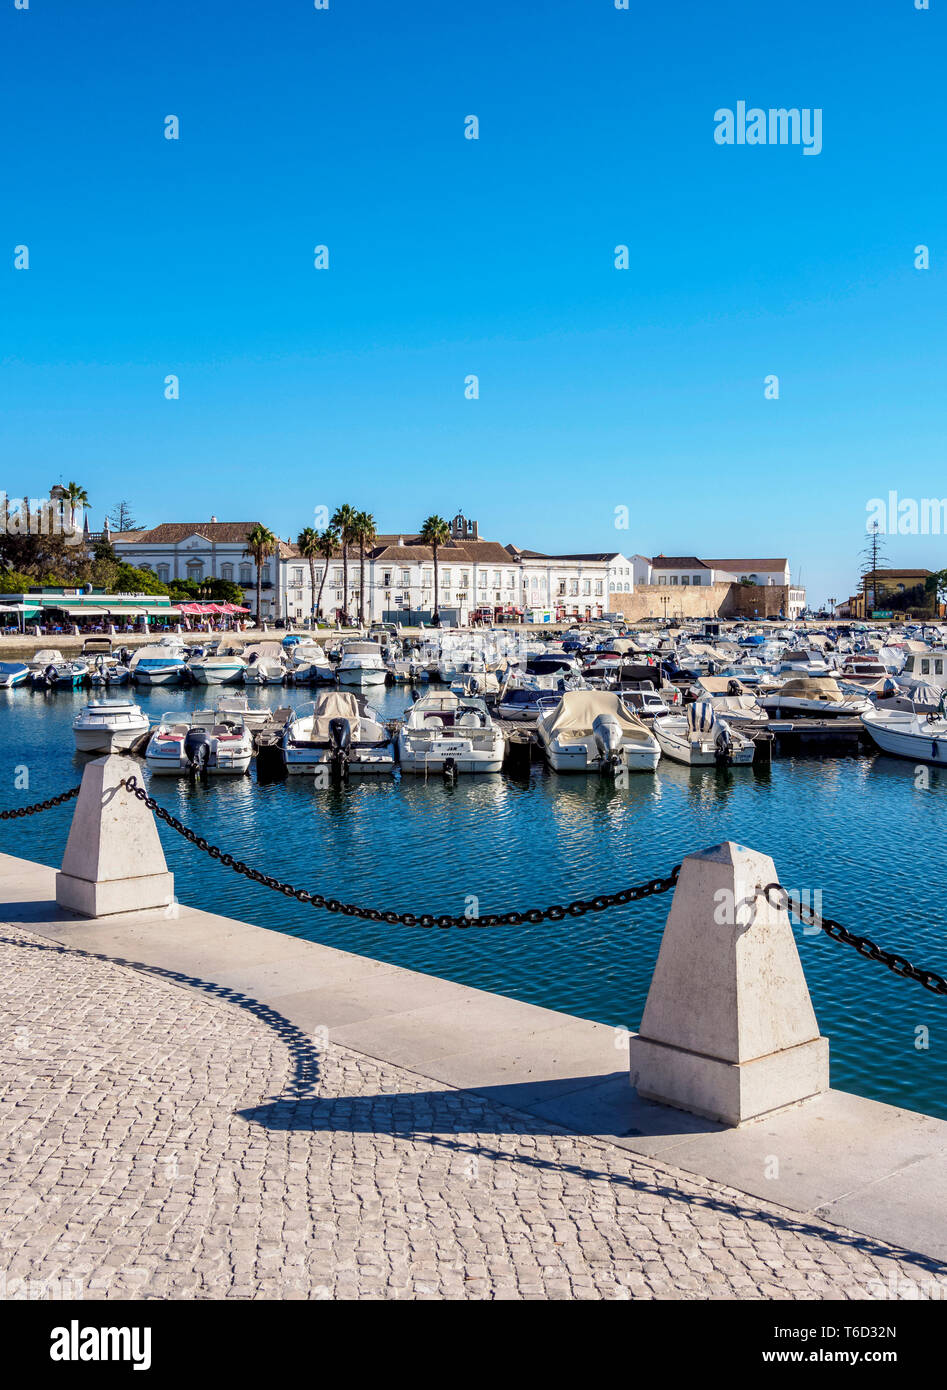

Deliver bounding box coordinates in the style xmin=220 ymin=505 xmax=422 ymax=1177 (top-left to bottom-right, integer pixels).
xmin=297 ymin=527 xmax=320 ymax=625
xmin=63 ymin=481 xmax=89 ymax=527
xmin=351 ymin=511 xmax=377 ymax=626
xmin=244 ymin=524 xmax=278 ymax=625
xmin=111 ymin=563 xmax=169 ymax=595
xmin=925 ymin=569 xmax=947 ymax=615
xmin=313 ymin=527 xmax=339 ymax=620
xmin=419 ymin=514 xmax=451 ymax=625
xmin=330 ymin=504 xmax=359 ymax=623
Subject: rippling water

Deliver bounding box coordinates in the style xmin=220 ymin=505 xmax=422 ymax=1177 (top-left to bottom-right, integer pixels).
xmin=2 ymin=682 xmax=945 ymax=1120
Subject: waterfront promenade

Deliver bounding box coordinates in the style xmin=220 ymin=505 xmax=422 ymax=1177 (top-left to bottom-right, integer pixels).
xmin=2 ymin=849 xmax=945 ymax=1301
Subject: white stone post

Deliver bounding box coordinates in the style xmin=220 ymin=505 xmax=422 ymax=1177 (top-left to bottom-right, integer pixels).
xmin=629 ymin=842 xmax=829 ymax=1126
xmin=56 ymin=755 xmax=174 ymax=918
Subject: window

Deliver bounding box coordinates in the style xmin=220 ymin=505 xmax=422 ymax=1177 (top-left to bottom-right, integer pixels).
xmin=382 ymin=570 xmax=392 ymax=586
xmin=681 ymin=576 xmax=690 ymax=586
xmin=441 ymin=569 xmax=451 ymax=584
xmin=261 ymin=564 xmax=271 ymax=583
xmin=506 ymin=572 xmax=515 ymax=588
xmin=557 ymin=581 xmax=566 ymax=596
xmin=399 ymin=569 xmax=410 ymax=586
xmin=460 ymin=571 xmax=469 ymax=587
xmin=422 ymin=569 xmax=432 ymax=587
xmin=936 ymin=660 xmax=943 ymax=675
xmin=157 ymin=565 xmax=170 ymax=583
xmin=693 ymin=575 xmax=702 ymax=586
xmin=609 ymin=582 xmax=615 ymax=592
xmin=569 ymin=580 xmax=578 ymax=596
xmin=221 ymin=563 xmax=233 ymax=581
xmin=594 ymin=581 xmax=603 ymax=596
xmin=240 ymin=565 xmax=252 ymax=585
xmin=671 ymin=576 xmax=679 ymax=585
xmin=492 ymin=571 xmax=501 ymax=587
xmin=292 ymin=567 xmax=303 ymax=584
xmin=186 ymin=560 xmax=204 ymax=580
xmin=581 ymin=579 xmax=591 ymax=595
xmin=334 ymin=567 xmax=343 ymax=584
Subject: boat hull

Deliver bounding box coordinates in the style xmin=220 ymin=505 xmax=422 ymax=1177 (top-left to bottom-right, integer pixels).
xmin=74 ymin=725 xmax=148 ymax=754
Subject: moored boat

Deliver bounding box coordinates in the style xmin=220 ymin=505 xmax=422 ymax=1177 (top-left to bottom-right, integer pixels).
xmin=536 ymin=690 xmax=660 ymax=774
xmin=281 ymin=690 xmax=395 ymax=775
xmin=653 ymin=702 xmax=756 ymax=766
xmin=398 ymin=691 xmax=506 ymax=773
xmin=72 ymin=700 xmax=150 ymax=754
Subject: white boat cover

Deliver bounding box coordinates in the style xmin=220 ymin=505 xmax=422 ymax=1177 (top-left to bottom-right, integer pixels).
xmin=310 ymin=690 xmax=363 ymax=737
xmin=539 ymin=691 xmax=649 ymax=738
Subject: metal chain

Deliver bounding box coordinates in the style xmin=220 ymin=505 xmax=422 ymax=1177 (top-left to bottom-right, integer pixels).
xmin=760 ymin=883 xmax=947 ymax=997
xmin=120 ymin=775 xmax=680 ymax=928
xmin=0 ymin=786 xmax=81 ymax=820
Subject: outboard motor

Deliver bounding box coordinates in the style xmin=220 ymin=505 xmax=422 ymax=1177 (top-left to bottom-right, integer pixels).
xmin=43 ymin=663 xmax=57 ymax=689
xmin=592 ymin=712 xmax=625 ymax=773
xmin=328 ymin=717 xmax=352 ymax=779
xmin=442 ymin=755 xmax=458 ymax=782
xmin=183 ymin=728 xmax=212 ymax=777
xmin=727 ymin=678 xmax=742 ymax=696
xmin=714 ymin=724 xmax=733 ymax=765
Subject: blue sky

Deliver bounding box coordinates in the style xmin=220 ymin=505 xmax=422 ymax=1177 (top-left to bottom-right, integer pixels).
xmin=2 ymin=0 xmax=945 ymax=606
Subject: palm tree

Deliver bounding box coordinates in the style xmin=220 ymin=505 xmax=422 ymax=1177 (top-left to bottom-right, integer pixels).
xmin=330 ymin=504 xmax=358 ymax=624
xmin=419 ymin=514 xmax=451 ymax=625
xmin=244 ymin=524 xmax=278 ymax=626
xmin=352 ymin=511 xmax=377 ymax=626
xmin=313 ymin=527 xmax=339 ymax=621
xmin=63 ymin=481 xmax=88 ymax=527
xmin=297 ymin=527 xmax=320 ymax=626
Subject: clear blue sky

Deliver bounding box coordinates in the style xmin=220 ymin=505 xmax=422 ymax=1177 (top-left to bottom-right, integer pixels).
xmin=2 ymin=0 xmax=945 ymax=606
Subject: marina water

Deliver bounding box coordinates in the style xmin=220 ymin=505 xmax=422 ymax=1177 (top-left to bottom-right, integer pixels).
xmin=2 ymin=682 xmax=945 ymax=1121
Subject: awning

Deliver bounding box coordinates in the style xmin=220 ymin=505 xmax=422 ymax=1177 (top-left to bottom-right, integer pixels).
xmin=0 ymin=602 xmax=41 ymax=616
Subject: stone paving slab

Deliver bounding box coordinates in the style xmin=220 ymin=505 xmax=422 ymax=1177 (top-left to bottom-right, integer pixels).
xmin=2 ymin=851 xmax=947 ymax=1278
xmin=1 ymin=920 xmax=943 ymax=1301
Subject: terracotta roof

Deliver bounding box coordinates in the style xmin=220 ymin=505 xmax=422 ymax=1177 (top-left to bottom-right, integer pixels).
xmin=703 ymin=558 xmax=788 ymax=571
xmin=372 ymin=539 xmax=513 ymax=564
xmin=864 ymin=568 xmax=933 ymax=579
xmin=112 ymin=522 xmax=266 ymax=545
xmin=650 ymin=556 xmax=710 ymax=569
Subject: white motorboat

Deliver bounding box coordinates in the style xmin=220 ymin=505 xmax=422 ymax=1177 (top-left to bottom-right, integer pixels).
xmin=0 ymin=661 xmax=29 ymax=688
xmin=188 ymin=649 xmax=247 ymax=686
xmin=336 ymin=640 xmax=387 ymax=687
xmin=212 ymin=693 xmax=275 ymax=732
xmin=861 ymin=706 xmax=947 ymax=764
xmin=653 ymin=702 xmax=756 ymax=766
xmin=130 ymin=643 xmax=189 ymax=687
xmin=759 ymin=677 xmax=871 ymax=718
xmin=288 ymin=640 xmax=336 ymax=685
xmin=145 ymin=711 xmax=253 ymax=776
xmin=72 ymin=700 xmax=150 ymax=754
xmin=689 ymin=677 xmax=770 ymax=732
xmin=242 ymin=642 xmax=288 ymax=686
xmin=900 ymin=647 xmax=947 ymax=691
xmin=281 ymin=690 xmax=395 ymax=775
xmin=398 ymin=691 xmax=506 ymax=773
xmin=536 ymin=690 xmax=660 ymax=774
xmin=497 ymin=672 xmax=586 ymax=721
xmin=82 ymin=638 xmax=130 ymax=687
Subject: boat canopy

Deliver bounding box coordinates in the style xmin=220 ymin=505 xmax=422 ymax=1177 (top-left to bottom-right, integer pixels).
xmin=778 ymin=677 xmax=843 ymax=699
xmin=539 ymin=690 xmax=648 ymax=737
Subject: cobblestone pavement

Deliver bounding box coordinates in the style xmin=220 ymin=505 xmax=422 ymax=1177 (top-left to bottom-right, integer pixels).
xmin=0 ymin=922 xmax=940 ymax=1301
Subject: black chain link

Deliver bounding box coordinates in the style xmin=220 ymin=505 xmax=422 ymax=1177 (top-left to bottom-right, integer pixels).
xmin=761 ymin=883 xmax=947 ymax=998
xmin=120 ymin=775 xmax=680 ymax=928
xmin=0 ymin=786 xmax=81 ymax=820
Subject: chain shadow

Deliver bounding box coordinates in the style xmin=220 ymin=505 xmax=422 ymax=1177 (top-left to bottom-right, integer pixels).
xmin=238 ymin=1089 xmax=947 ymax=1281
xmin=4 ymin=928 xmax=946 ymax=1283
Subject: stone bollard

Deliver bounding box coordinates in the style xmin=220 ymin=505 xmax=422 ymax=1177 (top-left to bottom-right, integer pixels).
xmin=629 ymin=842 xmax=829 ymax=1126
xmin=56 ymin=755 xmax=174 ymax=918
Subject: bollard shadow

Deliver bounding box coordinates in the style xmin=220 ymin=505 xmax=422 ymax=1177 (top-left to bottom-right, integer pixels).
xmin=5 ymin=928 xmax=947 ymax=1281
xmin=236 ymin=1086 xmax=947 ymax=1279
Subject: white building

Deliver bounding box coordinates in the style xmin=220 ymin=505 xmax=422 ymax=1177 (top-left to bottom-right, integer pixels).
xmin=111 ymin=520 xmax=283 ymax=618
